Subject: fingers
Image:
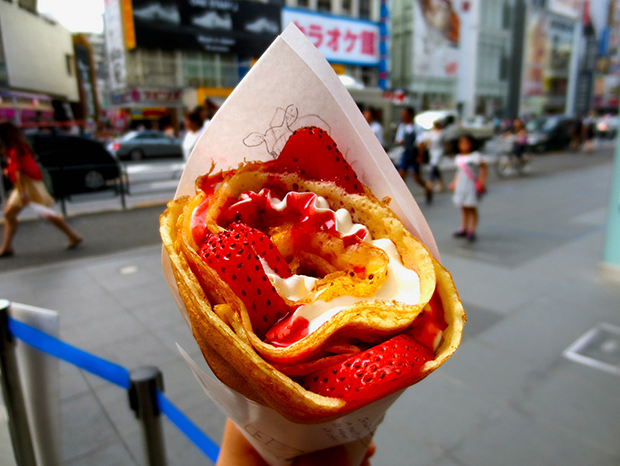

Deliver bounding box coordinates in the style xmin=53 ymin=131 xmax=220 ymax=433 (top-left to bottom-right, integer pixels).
xmin=361 ymin=441 xmax=377 ymax=466
xmin=292 ymin=445 xmax=350 ymax=466
xmin=216 ymin=419 xmax=269 ymax=466
xmin=292 ymin=441 xmax=377 ymax=466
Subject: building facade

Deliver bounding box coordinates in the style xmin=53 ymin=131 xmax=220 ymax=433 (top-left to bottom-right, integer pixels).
xmin=591 ymin=0 xmax=620 ymax=113
xmin=103 ymin=0 xmax=385 ymax=132
xmin=0 ymin=0 xmax=79 ymax=126
xmin=474 ymin=0 xmax=513 ymax=116
xmin=390 ymin=0 xmax=512 ymax=117
xmin=390 ymin=0 xmax=459 ymax=111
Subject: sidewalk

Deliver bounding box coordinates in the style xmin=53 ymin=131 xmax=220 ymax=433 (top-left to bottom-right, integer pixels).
xmin=0 ymin=154 xmax=619 ymax=465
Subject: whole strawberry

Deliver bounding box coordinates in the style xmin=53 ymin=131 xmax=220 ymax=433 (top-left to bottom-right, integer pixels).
xmin=271 ymin=126 xmax=364 ymax=195
xmin=301 ymin=334 xmax=434 ymax=403
xmin=198 ymin=222 xmax=293 ymax=339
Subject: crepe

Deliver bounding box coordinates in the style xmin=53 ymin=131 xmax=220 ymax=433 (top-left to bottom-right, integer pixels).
xmin=160 ymin=129 xmax=466 ymax=424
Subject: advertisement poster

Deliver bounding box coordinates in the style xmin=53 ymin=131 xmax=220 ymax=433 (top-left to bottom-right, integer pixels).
xmin=412 ymin=0 xmax=460 ymax=78
xmin=521 ymin=8 xmax=574 ymax=115
xmin=281 ymin=8 xmax=380 ymax=66
xmin=130 ymin=0 xmax=280 ymax=56
xmin=104 ymin=0 xmax=128 ymax=90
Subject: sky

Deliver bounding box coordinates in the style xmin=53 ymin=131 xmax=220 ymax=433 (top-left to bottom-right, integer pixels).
xmin=37 ymin=0 xmax=105 ymax=34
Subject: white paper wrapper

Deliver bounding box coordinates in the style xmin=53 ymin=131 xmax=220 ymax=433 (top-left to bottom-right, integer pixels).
xmin=162 ymin=24 xmax=440 ymax=465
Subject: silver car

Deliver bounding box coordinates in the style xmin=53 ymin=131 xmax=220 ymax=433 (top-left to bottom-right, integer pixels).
xmin=108 ymin=131 xmax=183 ymax=161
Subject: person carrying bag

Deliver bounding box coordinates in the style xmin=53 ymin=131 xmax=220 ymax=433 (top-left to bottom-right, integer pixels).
xmin=0 ymin=122 xmax=82 ymax=257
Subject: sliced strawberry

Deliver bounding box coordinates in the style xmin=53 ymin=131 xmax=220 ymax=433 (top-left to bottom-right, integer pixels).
xmin=198 ymin=222 xmax=293 ymax=339
xmin=271 ymin=126 xmax=364 ymax=195
xmin=409 ymin=292 xmax=448 ymax=351
xmin=301 ymin=335 xmax=434 ymax=403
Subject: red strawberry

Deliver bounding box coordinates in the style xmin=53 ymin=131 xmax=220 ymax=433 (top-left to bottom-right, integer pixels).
xmin=301 ymin=335 xmax=434 ymax=403
xmin=409 ymin=292 xmax=448 ymax=351
xmin=198 ymin=222 xmax=293 ymax=339
xmin=271 ymin=126 xmax=364 ymax=195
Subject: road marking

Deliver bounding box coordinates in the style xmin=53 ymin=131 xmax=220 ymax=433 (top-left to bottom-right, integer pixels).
xmin=563 ymin=323 xmax=620 ymax=376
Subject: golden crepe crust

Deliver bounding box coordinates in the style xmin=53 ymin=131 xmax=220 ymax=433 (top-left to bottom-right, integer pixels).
xmin=159 ymin=166 xmax=466 ymax=424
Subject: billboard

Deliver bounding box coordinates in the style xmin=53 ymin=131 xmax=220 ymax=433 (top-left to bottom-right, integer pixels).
xmin=130 ymin=0 xmax=281 ymax=56
xmin=104 ymin=0 xmax=127 ymax=91
xmin=548 ymin=0 xmax=584 ymax=19
xmin=281 ymin=8 xmax=380 ymax=66
xmin=412 ymin=0 xmax=460 ymax=78
xmin=521 ymin=8 xmax=575 ymax=114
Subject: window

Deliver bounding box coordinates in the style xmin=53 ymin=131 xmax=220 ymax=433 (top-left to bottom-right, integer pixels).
xmin=500 ymin=54 xmax=509 ymax=81
xmin=341 ymin=0 xmax=351 ymax=14
xmin=361 ymin=66 xmax=378 ymax=87
xmin=317 ymin=0 xmax=331 ymax=12
xmin=141 ymin=49 xmax=177 ymax=87
xmin=65 ymin=54 xmax=73 ymax=76
xmin=359 ymin=0 xmax=370 ymax=19
xmin=502 ymin=0 xmax=511 ymax=30
xmin=182 ymin=52 xmax=238 ymax=88
xmin=297 ymin=0 xmax=309 ymax=7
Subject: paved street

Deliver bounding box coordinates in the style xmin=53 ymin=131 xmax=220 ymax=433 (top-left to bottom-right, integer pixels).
xmin=0 ymin=144 xmax=619 ymax=465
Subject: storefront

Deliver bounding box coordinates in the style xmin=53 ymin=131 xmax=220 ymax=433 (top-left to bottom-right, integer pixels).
xmin=110 ymin=87 xmax=183 ymax=133
xmin=0 ymin=90 xmax=55 ymax=127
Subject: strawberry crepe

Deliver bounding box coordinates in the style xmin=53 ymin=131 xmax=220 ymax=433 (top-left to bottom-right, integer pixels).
xmin=160 ymin=126 xmax=466 ymax=424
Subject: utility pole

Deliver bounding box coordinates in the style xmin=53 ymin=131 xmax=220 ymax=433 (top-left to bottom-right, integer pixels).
xmin=507 ymin=0 xmax=526 ymax=119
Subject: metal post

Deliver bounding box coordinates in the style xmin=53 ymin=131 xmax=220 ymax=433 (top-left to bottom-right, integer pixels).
xmin=0 ymin=300 xmax=38 ymax=466
xmin=117 ymin=163 xmax=127 ymax=210
xmin=129 ymin=366 xmax=167 ymax=466
xmin=59 ymin=196 xmax=67 ymax=218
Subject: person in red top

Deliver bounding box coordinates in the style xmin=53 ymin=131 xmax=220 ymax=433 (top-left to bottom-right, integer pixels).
xmin=0 ymin=122 xmax=82 ymax=257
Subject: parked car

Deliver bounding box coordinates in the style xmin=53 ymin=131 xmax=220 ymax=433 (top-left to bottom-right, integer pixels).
xmin=28 ymin=134 xmax=121 ymax=198
xmin=414 ymin=110 xmax=494 ymax=154
xmin=526 ymin=115 xmax=576 ymax=152
xmin=108 ymin=130 xmax=183 ymax=160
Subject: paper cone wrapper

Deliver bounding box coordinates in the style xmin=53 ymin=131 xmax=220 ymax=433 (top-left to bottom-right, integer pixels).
xmin=162 ymin=24 xmax=442 ymax=466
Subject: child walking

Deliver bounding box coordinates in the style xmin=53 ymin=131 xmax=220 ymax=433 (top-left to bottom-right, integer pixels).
xmin=449 ymin=134 xmax=487 ymax=243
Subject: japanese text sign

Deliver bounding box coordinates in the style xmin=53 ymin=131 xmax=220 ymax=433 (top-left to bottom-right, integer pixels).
xmin=282 ymin=8 xmax=380 ymax=66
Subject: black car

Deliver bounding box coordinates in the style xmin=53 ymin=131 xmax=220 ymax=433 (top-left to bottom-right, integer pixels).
xmin=526 ymin=115 xmax=577 ymax=152
xmin=28 ymin=134 xmax=121 ymax=198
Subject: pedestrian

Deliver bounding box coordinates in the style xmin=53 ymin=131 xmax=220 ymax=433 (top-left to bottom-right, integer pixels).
xmin=199 ymin=105 xmax=211 ymax=131
xmin=363 ymin=107 xmax=385 ymax=149
xmin=182 ymin=107 xmax=204 ymax=162
xmin=511 ymin=118 xmax=528 ymax=164
xmin=395 ymin=107 xmax=433 ymax=203
xmin=420 ymin=119 xmax=446 ymax=192
xmin=449 ymin=134 xmax=488 ymax=243
xmin=582 ymin=110 xmax=597 ymax=153
xmin=569 ymin=116 xmax=583 ymax=151
xmin=0 ymin=122 xmax=82 ymax=257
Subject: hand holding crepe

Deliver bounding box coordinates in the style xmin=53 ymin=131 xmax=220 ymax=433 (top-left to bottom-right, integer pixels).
xmin=160 ymin=127 xmax=465 ymax=424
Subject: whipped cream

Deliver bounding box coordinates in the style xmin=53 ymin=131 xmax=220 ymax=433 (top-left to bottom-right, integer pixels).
xmin=247 ymin=193 xmax=421 ymax=336
xmin=266 ymin=237 xmax=420 ymax=335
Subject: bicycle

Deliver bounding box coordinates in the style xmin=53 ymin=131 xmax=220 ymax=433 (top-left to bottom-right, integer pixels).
xmin=484 ymin=137 xmax=531 ymax=178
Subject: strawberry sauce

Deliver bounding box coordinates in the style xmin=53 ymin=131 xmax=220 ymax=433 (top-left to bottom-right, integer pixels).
xmin=191 ymin=198 xmax=210 ymax=244
xmin=221 ymin=189 xmax=339 ymax=238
